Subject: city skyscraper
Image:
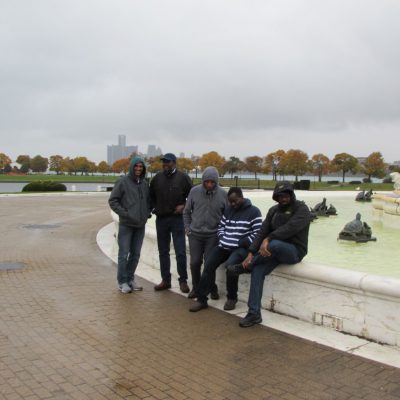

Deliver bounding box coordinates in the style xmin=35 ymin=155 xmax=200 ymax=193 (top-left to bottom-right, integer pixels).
xmin=107 ymin=135 xmax=138 ymax=166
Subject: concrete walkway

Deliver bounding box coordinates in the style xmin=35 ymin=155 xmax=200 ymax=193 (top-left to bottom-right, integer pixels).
xmin=1 ymin=194 xmax=400 ymax=400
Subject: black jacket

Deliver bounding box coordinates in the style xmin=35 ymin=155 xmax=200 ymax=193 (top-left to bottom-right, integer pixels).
xmin=108 ymin=156 xmax=151 ymax=227
xmin=149 ymin=169 xmax=192 ymax=217
xmin=249 ymin=181 xmax=311 ymax=260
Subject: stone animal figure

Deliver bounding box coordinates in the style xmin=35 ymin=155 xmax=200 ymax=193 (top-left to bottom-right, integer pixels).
xmin=312 ymin=198 xmax=337 ymax=216
xmin=338 ymin=213 xmax=376 ymax=243
xmin=355 ymin=189 xmax=373 ymax=202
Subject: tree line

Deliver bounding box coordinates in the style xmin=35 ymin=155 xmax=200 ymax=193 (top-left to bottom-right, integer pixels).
xmin=0 ymin=149 xmax=398 ymax=182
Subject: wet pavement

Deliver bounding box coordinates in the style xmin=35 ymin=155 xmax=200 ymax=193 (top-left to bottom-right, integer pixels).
xmin=1 ymin=194 xmax=400 ymax=400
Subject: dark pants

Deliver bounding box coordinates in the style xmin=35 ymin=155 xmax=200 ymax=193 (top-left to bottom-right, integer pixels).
xmin=188 ymin=234 xmax=219 ymax=293
xmin=117 ymin=224 xmax=145 ymax=285
xmin=248 ymin=240 xmax=300 ymax=315
xmin=197 ymin=246 xmax=248 ymax=304
xmin=156 ymin=214 xmax=188 ymax=284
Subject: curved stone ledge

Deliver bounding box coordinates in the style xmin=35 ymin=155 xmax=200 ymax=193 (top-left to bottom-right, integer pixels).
xmin=109 ymin=211 xmax=400 ymax=346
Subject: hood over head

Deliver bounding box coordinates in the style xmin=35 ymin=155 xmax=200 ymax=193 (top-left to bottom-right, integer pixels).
xmin=272 ymin=181 xmax=296 ymax=202
xmin=202 ymin=166 xmax=219 ymax=185
xmin=128 ymin=156 xmax=146 ymax=179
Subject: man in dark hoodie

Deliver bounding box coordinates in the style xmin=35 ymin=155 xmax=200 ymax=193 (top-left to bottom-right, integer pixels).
xmin=109 ymin=156 xmax=151 ymax=294
xmin=189 ymin=187 xmax=262 ymax=312
xmin=149 ymin=153 xmax=192 ymax=293
xmin=229 ymin=181 xmax=311 ymax=327
xmin=183 ymin=166 xmax=227 ymax=299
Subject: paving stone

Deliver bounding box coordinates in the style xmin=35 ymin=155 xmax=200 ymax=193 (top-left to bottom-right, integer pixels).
xmin=1 ymin=194 xmax=399 ymax=400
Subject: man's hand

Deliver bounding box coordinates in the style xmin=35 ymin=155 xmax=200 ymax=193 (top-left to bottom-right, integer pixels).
xmin=185 ymin=228 xmax=191 ymax=236
xmin=259 ymin=238 xmax=271 ymax=257
xmin=174 ymin=204 xmax=185 ymax=214
xmin=242 ymin=253 xmax=254 ymax=269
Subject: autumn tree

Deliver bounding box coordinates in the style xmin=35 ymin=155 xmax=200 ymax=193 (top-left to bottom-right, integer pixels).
xmin=112 ymin=158 xmax=130 ymax=174
xmin=362 ymin=152 xmax=386 ymax=181
xmin=73 ymin=157 xmax=92 ymax=175
xmin=177 ymin=157 xmax=194 ymax=174
xmin=146 ymin=157 xmax=163 ymax=176
xmin=264 ymin=150 xmax=286 ymax=180
xmin=30 ymin=155 xmax=48 ymax=173
xmin=0 ymin=152 xmax=12 ymax=173
xmin=311 ymin=153 xmax=330 ymax=182
xmin=279 ymin=150 xmax=309 ymax=181
xmin=224 ymin=156 xmax=245 ymax=178
xmin=245 ymin=156 xmax=263 ymax=179
xmin=331 ymin=152 xmax=359 ymax=183
xmin=16 ymin=155 xmax=31 ymax=171
xmin=98 ymin=161 xmax=111 ymax=174
xmin=199 ymin=151 xmax=225 ymax=175
xmin=49 ymin=155 xmax=64 ymax=174
xmin=60 ymin=157 xmax=76 ymax=175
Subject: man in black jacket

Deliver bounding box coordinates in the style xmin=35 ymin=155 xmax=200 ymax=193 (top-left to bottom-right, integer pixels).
xmin=150 ymin=153 xmax=192 ymax=293
xmin=229 ymin=181 xmax=311 ymax=327
xmin=109 ymin=156 xmax=151 ymax=294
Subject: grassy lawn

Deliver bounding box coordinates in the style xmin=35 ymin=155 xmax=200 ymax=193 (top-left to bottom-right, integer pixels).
xmin=0 ymin=174 xmax=394 ymax=191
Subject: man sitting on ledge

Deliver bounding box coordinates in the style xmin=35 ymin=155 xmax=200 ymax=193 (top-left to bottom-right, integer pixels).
xmin=228 ymin=181 xmax=311 ymax=328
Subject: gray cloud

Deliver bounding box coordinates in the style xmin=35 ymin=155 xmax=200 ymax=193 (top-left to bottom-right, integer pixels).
xmin=1 ymin=0 xmax=400 ymax=162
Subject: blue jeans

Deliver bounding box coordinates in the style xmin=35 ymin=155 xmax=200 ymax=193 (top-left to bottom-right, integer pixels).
xmin=117 ymin=224 xmax=146 ymax=285
xmin=156 ymin=215 xmax=188 ymax=284
xmin=197 ymin=246 xmax=248 ymax=303
xmin=248 ymin=240 xmax=300 ymax=315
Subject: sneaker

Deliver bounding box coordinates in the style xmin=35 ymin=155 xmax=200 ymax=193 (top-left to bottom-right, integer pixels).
xmin=118 ymin=283 xmax=132 ymax=294
xmin=239 ymin=312 xmax=262 ymax=328
xmin=154 ymin=280 xmax=171 ymax=291
xmin=129 ymin=281 xmax=143 ymax=291
xmin=179 ymin=281 xmax=190 ymax=294
xmin=226 ymin=263 xmax=250 ymax=276
xmin=188 ymin=289 xmax=197 ymax=299
xmin=189 ymin=301 xmax=208 ymax=312
xmin=223 ymin=298 xmax=237 ymax=311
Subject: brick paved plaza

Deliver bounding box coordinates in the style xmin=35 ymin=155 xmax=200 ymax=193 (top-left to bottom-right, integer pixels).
xmin=1 ymin=194 xmax=400 ymax=400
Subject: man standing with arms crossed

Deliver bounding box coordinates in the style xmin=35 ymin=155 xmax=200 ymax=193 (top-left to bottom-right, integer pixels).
xmin=150 ymin=153 xmax=192 ymax=293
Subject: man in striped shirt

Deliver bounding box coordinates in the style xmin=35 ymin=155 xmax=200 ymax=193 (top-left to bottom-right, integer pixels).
xmin=189 ymin=187 xmax=262 ymax=312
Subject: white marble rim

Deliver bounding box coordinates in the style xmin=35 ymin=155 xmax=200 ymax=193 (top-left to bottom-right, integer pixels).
xmin=97 ymin=221 xmax=400 ymax=369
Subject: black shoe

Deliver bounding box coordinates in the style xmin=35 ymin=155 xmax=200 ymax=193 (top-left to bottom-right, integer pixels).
xmin=239 ymin=312 xmax=262 ymax=328
xmin=210 ymin=289 xmax=220 ymax=300
xmin=223 ymin=298 xmax=237 ymax=311
xmin=226 ymin=263 xmax=250 ymax=276
xmin=189 ymin=301 xmax=208 ymax=312
xmin=179 ymin=281 xmax=190 ymax=293
xmin=154 ymin=280 xmax=171 ymax=291
xmin=188 ymin=289 xmax=197 ymax=299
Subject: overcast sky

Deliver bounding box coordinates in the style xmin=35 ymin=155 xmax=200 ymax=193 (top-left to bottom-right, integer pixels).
xmin=1 ymin=0 xmax=400 ymax=163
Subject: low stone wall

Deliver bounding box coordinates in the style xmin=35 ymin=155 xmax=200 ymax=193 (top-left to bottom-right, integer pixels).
xmin=140 ymin=224 xmax=400 ymax=346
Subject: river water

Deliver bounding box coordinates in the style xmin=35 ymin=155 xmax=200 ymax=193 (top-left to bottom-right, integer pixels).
xmin=0 ymin=182 xmax=114 ymax=193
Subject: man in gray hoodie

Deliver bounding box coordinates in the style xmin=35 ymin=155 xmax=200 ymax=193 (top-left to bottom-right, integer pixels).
xmin=109 ymin=156 xmax=151 ymax=293
xmin=183 ymin=166 xmax=227 ymax=299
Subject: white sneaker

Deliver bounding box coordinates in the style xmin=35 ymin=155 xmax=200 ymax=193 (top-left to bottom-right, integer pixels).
xmin=118 ymin=283 xmax=132 ymax=294
xmin=129 ymin=281 xmax=143 ymax=291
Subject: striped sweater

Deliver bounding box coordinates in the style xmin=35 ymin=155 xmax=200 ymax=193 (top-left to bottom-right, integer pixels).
xmin=217 ymin=199 xmax=262 ymax=250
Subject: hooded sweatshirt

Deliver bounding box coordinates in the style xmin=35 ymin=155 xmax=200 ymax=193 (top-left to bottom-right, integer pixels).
xmin=248 ymin=181 xmax=311 ymax=260
xmin=108 ymin=156 xmax=151 ymax=227
xmin=183 ymin=166 xmax=227 ymax=237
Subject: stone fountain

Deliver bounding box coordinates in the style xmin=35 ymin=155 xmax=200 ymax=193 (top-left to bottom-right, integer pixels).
xmin=372 ymin=172 xmax=400 ymax=228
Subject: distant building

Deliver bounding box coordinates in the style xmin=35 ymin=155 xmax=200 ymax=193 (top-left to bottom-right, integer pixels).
xmin=179 ymin=152 xmax=185 ymax=158
xmin=146 ymin=145 xmax=162 ymax=158
xmin=107 ymin=135 xmax=138 ymax=166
